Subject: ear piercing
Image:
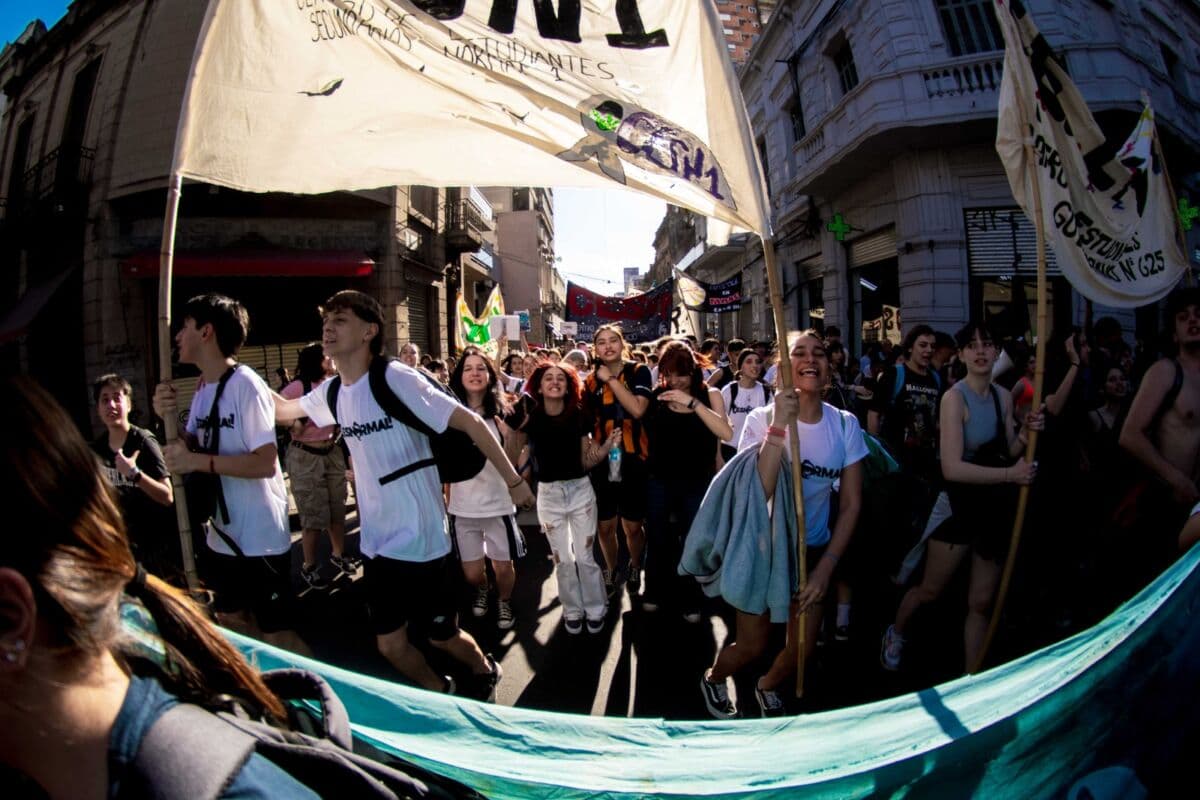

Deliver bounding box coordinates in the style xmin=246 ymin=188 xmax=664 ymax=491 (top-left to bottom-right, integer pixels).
xmin=2 ymin=640 xmax=25 ymax=663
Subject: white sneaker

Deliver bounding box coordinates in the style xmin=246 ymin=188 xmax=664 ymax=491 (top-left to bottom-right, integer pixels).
xmin=497 ymin=600 xmax=515 ymax=630
xmin=881 ymin=624 xmax=905 ymax=671
xmin=471 ymin=586 xmax=489 ymax=618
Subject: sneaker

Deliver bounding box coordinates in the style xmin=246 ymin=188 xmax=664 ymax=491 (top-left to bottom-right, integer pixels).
xmin=682 ymin=610 xmax=702 ymax=624
xmin=564 ymin=617 xmax=584 ymax=635
xmin=300 ymin=563 xmax=329 ymax=595
xmin=755 ymin=684 xmax=787 ymax=718
xmin=700 ymin=672 xmax=737 ymax=719
xmin=835 ymin=624 xmax=851 ymax=642
xmin=472 ymin=586 xmax=489 ymax=618
xmin=586 ymin=617 xmax=604 ymax=634
xmin=881 ymin=624 xmax=904 ymax=672
xmin=497 ymin=600 xmax=515 ymax=631
xmin=626 ymin=565 xmax=642 ymax=594
xmin=480 ymin=654 xmax=502 ymax=702
xmin=603 ymin=568 xmax=618 ymax=599
xmin=330 ymin=553 xmax=361 ymax=578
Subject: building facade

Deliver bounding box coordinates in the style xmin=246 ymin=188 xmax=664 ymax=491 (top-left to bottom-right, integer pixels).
xmin=0 ymin=0 xmax=499 ymax=431
xmin=661 ymin=0 xmax=1200 ymax=355
xmin=483 ymin=186 xmax=564 ymax=346
xmin=717 ymin=1 xmax=779 ymax=65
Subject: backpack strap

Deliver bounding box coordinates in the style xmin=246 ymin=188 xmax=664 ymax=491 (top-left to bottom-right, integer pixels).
xmin=368 ymin=356 xmax=437 ymax=437
xmin=891 ymin=364 xmax=906 ymax=402
xmin=203 ymin=365 xmax=239 ymax=526
xmin=987 ymin=384 xmax=1007 ymax=446
xmin=135 ymin=703 xmax=257 ymax=800
xmin=729 ymin=381 xmax=739 ymax=408
xmin=326 ymin=375 xmax=342 ymax=425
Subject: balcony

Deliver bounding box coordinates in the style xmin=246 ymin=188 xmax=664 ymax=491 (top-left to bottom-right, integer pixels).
xmin=23 ymin=143 xmax=96 ymax=203
xmin=922 ymin=58 xmax=1003 ymax=99
xmin=444 ymin=198 xmax=494 ymax=257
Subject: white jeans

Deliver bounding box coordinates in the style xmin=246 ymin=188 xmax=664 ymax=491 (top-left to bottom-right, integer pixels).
xmin=536 ymin=476 xmax=606 ymax=622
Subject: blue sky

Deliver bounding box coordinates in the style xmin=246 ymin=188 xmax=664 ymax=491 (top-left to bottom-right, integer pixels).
xmin=1 ymin=1 xmax=663 ymax=295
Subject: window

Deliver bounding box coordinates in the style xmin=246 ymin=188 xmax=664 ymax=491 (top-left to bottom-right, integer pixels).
xmin=935 ymin=0 xmax=1003 ymax=57
xmin=1161 ymin=43 xmax=1180 ymax=82
xmin=833 ymin=41 xmax=859 ymax=94
xmin=786 ymin=96 xmax=806 ymax=143
xmin=756 ymin=136 xmax=770 ymax=194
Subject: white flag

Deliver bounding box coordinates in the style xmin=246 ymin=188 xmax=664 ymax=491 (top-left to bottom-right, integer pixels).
xmin=173 ymin=0 xmax=770 ymax=243
xmin=994 ymin=0 xmax=1186 ymax=307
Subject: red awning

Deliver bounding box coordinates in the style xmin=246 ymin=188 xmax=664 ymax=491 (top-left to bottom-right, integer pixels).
xmin=120 ymin=250 xmax=375 ymax=279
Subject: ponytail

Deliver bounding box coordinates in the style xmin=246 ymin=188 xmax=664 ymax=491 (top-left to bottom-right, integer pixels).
xmin=123 ymin=568 xmax=286 ymax=722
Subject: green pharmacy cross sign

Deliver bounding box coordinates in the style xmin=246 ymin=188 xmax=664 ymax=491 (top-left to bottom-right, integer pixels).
xmin=826 ymin=213 xmax=853 ymax=241
xmin=1180 ymin=197 xmax=1199 ymax=232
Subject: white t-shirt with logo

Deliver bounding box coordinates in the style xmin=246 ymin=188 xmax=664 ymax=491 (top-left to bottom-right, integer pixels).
xmin=447 ymin=417 xmax=515 ymax=519
xmin=300 ymin=361 xmax=459 ymax=562
xmin=186 ymin=367 xmax=290 ymax=557
xmin=719 ymin=380 xmax=769 ymax=446
xmin=738 ymin=403 xmax=868 ymax=547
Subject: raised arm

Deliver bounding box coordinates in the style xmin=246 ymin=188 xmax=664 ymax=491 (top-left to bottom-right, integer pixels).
xmin=448 ymin=406 xmax=534 ymax=508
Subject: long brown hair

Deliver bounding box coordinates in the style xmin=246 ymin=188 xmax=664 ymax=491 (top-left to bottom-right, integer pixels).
xmin=1 ymin=376 xmax=284 ymax=721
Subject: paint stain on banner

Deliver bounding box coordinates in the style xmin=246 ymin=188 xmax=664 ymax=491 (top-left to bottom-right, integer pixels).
xmin=559 ymin=94 xmax=736 ymax=211
xmin=300 ymin=78 xmax=345 ymax=97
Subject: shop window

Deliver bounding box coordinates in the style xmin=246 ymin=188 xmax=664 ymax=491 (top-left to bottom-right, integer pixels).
xmin=935 ymin=0 xmax=1003 ymax=57
xmin=849 ymin=259 xmax=900 ymax=356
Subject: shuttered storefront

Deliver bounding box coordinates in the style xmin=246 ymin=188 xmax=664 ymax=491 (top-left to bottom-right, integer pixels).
xmin=848 ymin=228 xmax=897 ymax=268
xmin=407 ymin=283 xmax=429 ymax=350
xmin=965 ymin=207 xmax=1061 ymax=276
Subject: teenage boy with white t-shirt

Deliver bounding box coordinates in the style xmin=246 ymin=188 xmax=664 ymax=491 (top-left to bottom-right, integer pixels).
xmin=153 ymin=294 xmax=306 ymax=654
xmin=273 ymin=290 xmax=534 ymax=699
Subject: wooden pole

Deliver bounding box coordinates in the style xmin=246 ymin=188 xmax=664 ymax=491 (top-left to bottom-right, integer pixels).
xmin=760 ymin=238 xmax=810 ymax=697
xmin=971 ymin=142 xmax=1048 ymax=674
xmin=157 ymin=173 xmax=202 ymax=595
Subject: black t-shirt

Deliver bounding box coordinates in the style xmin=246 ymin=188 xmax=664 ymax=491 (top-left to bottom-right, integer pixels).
xmin=524 ymin=407 xmax=591 ymax=483
xmin=870 ymin=364 xmax=943 ymax=478
xmin=644 ymin=387 xmax=718 ymax=482
xmin=91 ymin=426 xmax=178 ymax=575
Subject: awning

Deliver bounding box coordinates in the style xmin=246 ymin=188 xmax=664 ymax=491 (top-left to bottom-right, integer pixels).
xmin=119 ymin=249 xmax=375 ymax=279
xmin=0 ymin=268 xmax=76 ymax=345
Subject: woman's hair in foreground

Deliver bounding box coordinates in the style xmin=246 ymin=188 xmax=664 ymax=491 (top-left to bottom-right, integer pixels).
xmin=1 ymin=375 xmax=284 ymax=720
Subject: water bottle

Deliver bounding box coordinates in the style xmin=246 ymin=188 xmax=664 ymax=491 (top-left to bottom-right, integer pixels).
xmin=608 ymin=442 xmax=622 ymax=482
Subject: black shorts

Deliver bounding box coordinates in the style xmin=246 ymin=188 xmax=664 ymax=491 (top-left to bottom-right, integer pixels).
xmin=933 ymin=482 xmax=1017 ymax=563
xmin=202 ymin=550 xmax=294 ymax=633
xmin=363 ymin=555 xmax=459 ymax=640
xmin=590 ymin=456 xmax=648 ymax=522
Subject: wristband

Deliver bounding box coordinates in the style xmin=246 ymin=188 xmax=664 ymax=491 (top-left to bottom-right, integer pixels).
xmin=767 ymin=426 xmax=787 ymax=439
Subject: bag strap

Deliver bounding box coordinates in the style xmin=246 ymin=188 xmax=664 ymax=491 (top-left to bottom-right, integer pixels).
xmin=730 ymin=381 xmax=739 ymax=407
xmin=203 ymin=365 xmax=238 ymax=526
xmin=891 ymin=364 xmax=906 ymax=402
xmin=208 ymin=521 xmax=246 ymax=558
xmin=369 ymin=356 xmax=438 ymax=437
xmin=135 ymin=703 xmax=257 ymax=800
xmin=987 ymin=384 xmax=1008 ymax=449
xmin=326 ymin=375 xmax=342 ymax=425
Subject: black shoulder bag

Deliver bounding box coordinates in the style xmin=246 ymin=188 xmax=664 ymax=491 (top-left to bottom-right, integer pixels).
xmin=184 ymin=366 xmax=238 ymax=545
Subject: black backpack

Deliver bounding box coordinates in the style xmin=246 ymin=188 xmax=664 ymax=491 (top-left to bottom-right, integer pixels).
xmin=133 ymin=669 xmax=483 ymax=799
xmin=326 ymin=356 xmax=486 ymax=484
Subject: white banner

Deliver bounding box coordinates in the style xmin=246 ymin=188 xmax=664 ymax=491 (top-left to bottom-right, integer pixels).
xmin=173 ymin=0 xmax=770 ymax=242
xmin=994 ymin=0 xmax=1186 ymax=307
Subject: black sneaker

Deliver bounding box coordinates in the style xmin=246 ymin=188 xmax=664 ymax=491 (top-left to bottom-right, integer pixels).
xmin=300 ymin=563 xmax=329 ymax=595
xmin=330 ymin=554 xmax=361 ymax=578
xmin=626 ymin=565 xmax=643 ymax=594
xmin=700 ymin=673 xmax=737 ymax=719
xmin=755 ymin=684 xmax=787 ymax=718
xmin=603 ymin=568 xmax=618 ymax=600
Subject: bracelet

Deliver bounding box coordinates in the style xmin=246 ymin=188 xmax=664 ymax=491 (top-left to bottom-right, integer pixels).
xmin=767 ymin=426 xmax=787 ymax=439
xmin=507 ymin=476 xmax=525 ymax=488
xmin=209 ymin=455 xmax=216 ymax=475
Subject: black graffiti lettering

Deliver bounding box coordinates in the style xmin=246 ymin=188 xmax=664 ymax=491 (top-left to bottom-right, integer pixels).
xmin=485 ymin=1 xmax=582 ymax=42
xmin=606 ymin=0 xmax=669 ymax=48
xmin=411 ymin=0 xmax=468 ymax=20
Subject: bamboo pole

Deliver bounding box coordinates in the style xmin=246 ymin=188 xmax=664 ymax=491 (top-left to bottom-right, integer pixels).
xmin=157 ymin=173 xmax=202 ymax=595
xmin=971 ymin=142 xmax=1048 ymax=674
xmin=760 ymin=238 xmax=811 ymax=697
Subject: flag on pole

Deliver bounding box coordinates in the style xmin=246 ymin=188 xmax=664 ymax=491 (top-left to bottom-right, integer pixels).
xmin=993 ymin=0 xmax=1186 ymax=307
xmin=172 ymin=0 xmax=770 ymax=243
xmin=674 ymin=269 xmax=742 ymax=312
xmin=456 ymin=285 xmax=505 ymax=358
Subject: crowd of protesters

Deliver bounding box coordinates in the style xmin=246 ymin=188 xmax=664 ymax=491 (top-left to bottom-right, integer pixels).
xmin=81 ymin=286 xmax=1200 ymax=719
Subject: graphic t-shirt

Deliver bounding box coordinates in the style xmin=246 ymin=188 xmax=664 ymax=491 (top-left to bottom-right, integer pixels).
xmin=300 ymin=361 xmax=458 ymax=562
xmin=739 ymin=403 xmax=868 ymax=547
xmin=583 ymin=362 xmax=653 ymax=460
xmin=92 ymin=426 xmax=175 ymax=568
xmin=720 ymin=381 xmax=769 ymax=446
xmin=870 ymin=364 xmax=943 ymax=479
xmin=448 ymin=416 xmax=516 ymax=518
xmin=186 ymin=368 xmax=290 ymax=557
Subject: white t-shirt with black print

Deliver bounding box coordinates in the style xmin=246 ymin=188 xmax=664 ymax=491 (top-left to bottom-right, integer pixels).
xmin=300 ymin=361 xmax=459 ymax=563
xmin=186 ymin=367 xmax=290 ymax=557
xmin=719 ymin=380 xmax=769 ymax=446
xmin=738 ymin=402 xmax=868 ymax=547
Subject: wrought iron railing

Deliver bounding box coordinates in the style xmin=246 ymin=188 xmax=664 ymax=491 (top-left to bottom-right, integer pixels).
xmin=22 ymin=144 xmax=96 ymax=201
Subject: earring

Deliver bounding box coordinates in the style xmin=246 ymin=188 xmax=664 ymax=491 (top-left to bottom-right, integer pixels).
xmin=3 ymin=640 xmax=25 ymax=662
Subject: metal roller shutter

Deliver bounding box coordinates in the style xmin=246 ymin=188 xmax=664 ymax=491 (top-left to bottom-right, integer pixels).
xmin=965 ymin=207 xmax=1060 ymax=276
xmin=848 ymin=228 xmax=897 ymax=267
xmin=798 ymin=254 xmax=823 ymax=281
xmin=407 ymin=284 xmax=429 ymax=350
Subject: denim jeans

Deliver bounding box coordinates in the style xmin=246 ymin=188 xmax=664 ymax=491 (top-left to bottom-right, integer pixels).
xmin=536 ymin=477 xmax=606 ymax=622
xmin=645 ymin=475 xmax=708 ymax=612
